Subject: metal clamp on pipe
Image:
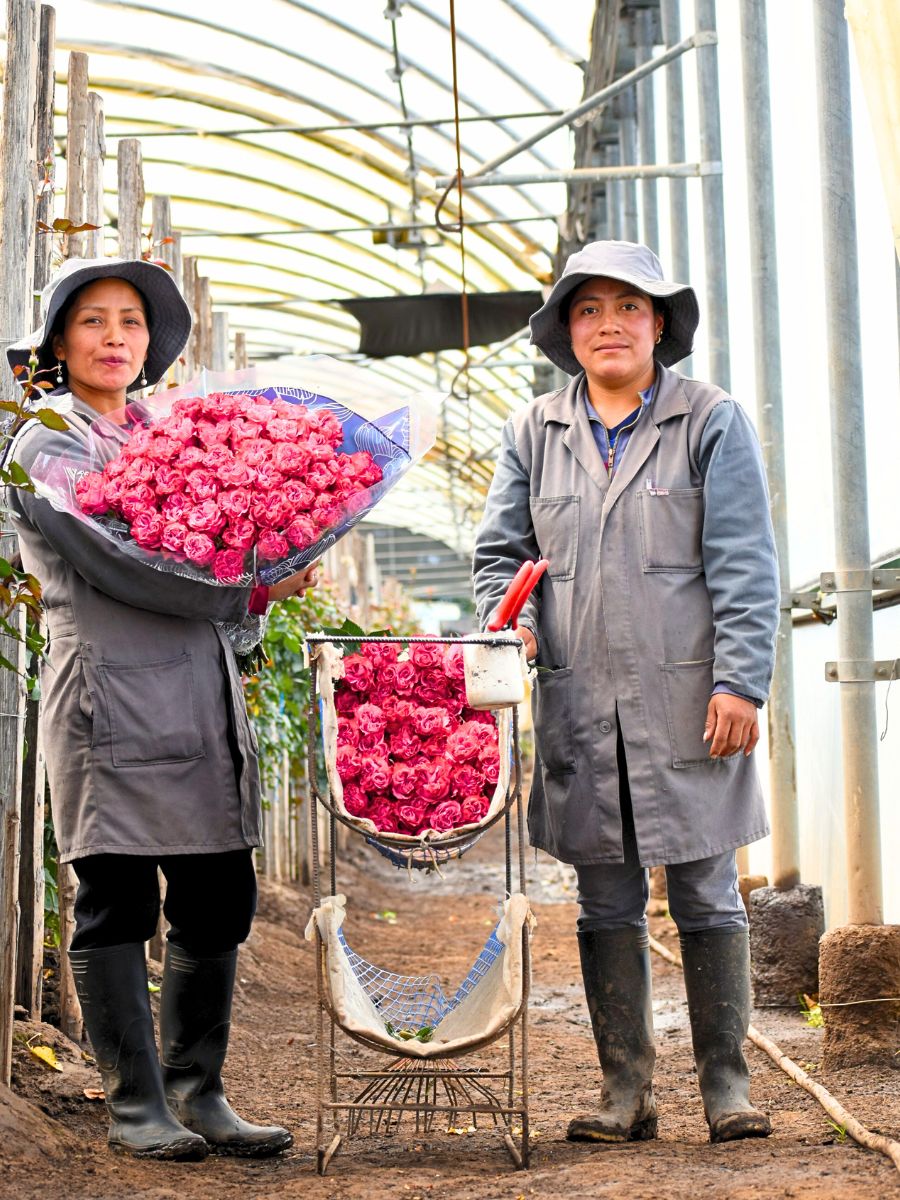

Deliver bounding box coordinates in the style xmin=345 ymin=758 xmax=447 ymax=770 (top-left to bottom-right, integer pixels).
xmin=824 ymin=659 xmax=899 ymax=683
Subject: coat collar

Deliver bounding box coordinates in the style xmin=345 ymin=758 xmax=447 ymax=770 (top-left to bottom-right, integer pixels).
xmin=540 ymin=363 xmax=692 ymax=428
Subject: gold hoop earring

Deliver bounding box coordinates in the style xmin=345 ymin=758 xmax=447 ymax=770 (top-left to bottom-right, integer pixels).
xmin=655 ymin=330 xmax=663 ymax=345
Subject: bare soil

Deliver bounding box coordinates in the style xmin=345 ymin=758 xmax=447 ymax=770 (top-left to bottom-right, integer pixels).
xmin=4 ymin=825 xmax=899 ymax=1200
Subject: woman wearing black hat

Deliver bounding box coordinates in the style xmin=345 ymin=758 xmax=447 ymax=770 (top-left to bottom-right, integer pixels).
xmin=6 ymin=257 xmax=314 ymax=1161
xmin=474 ymin=240 xmax=780 ymax=1145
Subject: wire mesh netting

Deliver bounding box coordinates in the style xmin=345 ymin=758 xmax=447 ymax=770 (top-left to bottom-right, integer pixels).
xmin=337 ymin=926 xmax=504 ymax=1030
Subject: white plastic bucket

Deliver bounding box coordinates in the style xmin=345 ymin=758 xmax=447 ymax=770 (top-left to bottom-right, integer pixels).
xmin=462 ymin=635 xmax=528 ymax=710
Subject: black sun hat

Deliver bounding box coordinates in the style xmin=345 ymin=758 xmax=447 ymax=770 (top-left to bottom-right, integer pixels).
xmin=6 ymin=256 xmax=192 ymax=393
xmin=529 ymin=240 xmax=700 ymax=374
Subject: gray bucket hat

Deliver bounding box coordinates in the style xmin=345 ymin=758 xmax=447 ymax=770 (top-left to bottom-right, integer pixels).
xmin=6 ymin=256 xmax=192 ymax=393
xmin=529 ymin=240 xmax=699 ymax=374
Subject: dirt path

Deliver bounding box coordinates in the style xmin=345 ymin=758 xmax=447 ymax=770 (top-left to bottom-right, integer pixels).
xmin=5 ymin=824 xmax=899 ymax=1200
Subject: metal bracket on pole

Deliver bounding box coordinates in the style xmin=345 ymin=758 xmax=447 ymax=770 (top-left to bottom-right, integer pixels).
xmin=824 ymin=659 xmax=899 ymax=683
xmin=785 ymin=589 xmax=836 ymax=623
xmin=820 ymin=569 xmax=900 ymax=593
xmin=438 ymin=162 xmax=721 ymax=190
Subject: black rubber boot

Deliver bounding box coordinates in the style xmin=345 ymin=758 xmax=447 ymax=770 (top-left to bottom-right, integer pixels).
xmin=679 ymin=927 xmax=772 ymax=1143
xmin=567 ymin=927 xmax=658 ymax=1143
xmin=69 ymin=943 xmax=208 ymax=1160
xmin=160 ymin=945 xmax=293 ymax=1157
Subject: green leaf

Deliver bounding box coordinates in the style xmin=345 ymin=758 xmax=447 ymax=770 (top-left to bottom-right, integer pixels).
xmin=7 ymin=460 xmax=30 ymax=486
xmin=0 ymin=558 xmax=11 ymax=578
xmin=0 ymin=654 xmax=17 ymax=673
xmin=35 ymin=408 xmax=69 ymax=431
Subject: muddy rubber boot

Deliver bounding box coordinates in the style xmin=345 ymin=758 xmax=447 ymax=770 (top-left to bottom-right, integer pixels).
xmin=160 ymin=945 xmax=293 ymax=1157
xmin=69 ymin=943 xmax=208 ymax=1160
xmin=679 ymin=927 xmax=772 ymax=1143
xmin=567 ymin=927 xmax=658 ymax=1142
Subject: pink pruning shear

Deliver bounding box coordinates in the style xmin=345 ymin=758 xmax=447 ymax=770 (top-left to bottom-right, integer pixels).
xmin=487 ymin=558 xmax=549 ymax=633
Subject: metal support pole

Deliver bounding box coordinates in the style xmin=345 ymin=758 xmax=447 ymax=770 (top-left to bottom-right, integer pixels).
xmin=740 ymin=0 xmax=800 ymax=890
xmin=635 ymin=7 xmax=660 ymax=253
xmin=661 ymin=0 xmax=692 ymax=373
xmin=607 ymin=144 xmax=622 ymax=241
xmin=618 ymin=94 xmax=640 ymax=244
xmin=435 ymin=31 xmax=717 ymax=186
xmin=695 ymin=0 xmax=730 ymax=391
xmin=813 ymin=0 xmax=882 ymax=925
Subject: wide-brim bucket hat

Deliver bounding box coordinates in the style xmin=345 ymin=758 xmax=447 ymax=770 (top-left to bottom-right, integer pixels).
xmin=529 ymin=240 xmax=699 ymax=374
xmin=6 ymin=256 xmax=192 ymax=393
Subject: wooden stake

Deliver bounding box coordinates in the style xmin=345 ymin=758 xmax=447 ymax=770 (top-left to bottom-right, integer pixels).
xmin=197 ymin=275 xmax=211 ymax=370
xmin=116 ymin=137 xmax=144 ymax=260
xmin=56 ymin=862 xmax=82 ymax=1042
xmin=15 ymin=655 xmax=45 ymax=1018
xmin=234 ymin=330 xmax=248 ymax=370
xmin=181 ymin=255 xmax=198 ymax=379
xmin=63 ymin=50 xmax=88 ymax=259
xmin=211 ymin=310 xmax=228 ymax=372
xmin=32 ymin=3 xmax=56 ymax=314
xmin=84 ymin=92 xmax=105 ymax=259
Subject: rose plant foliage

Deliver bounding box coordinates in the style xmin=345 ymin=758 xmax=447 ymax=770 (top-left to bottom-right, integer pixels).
xmin=332 ymin=641 xmax=502 ymax=838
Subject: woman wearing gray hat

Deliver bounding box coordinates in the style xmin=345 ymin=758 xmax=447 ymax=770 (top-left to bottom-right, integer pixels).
xmin=474 ymin=241 xmax=779 ymax=1145
xmin=6 ymin=257 xmax=315 ymax=1161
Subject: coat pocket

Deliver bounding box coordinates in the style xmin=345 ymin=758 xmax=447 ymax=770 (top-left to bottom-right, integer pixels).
xmin=529 ymin=495 xmax=580 ymax=581
xmin=638 ymin=487 xmax=703 ymax=573
xmin=97 ymin=653 xmax=205 ymax=767
xmin=660 ymin=658 xmax=716 ymax=768
xmin=532 ymin=667 xmax=577 ymax=775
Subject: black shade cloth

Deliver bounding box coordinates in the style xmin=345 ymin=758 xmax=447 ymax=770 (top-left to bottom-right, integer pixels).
xmin=337 ymin=291 xmax=543 ymax=358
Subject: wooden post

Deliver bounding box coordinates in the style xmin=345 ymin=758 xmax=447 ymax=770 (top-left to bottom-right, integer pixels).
xmin=116 ymin=137 xmax=144 ymax=260
xmin=211 ymin=311 xmax=228 ymax=372
xmin=56 ymin=862 xmax=82 ymax=1041
xmin=16 ymin=667 xmax=45 ymax=1017
xmin=196 ymin=275 xmax=211 ymax=370
xmin=64 ymin=50 xmax=88 ymax=259
xmin=32 ymin=3 xmax=55 ymax=314
xmin=233 ymin=330 xmax=248 ymax=370
xmin=84 ymin=92 xmax=105 ymax=259
xmin=0 ymin=0 xmax=39 ymax=1087
xmin=181 ymin=256 xmax=198 ymax=379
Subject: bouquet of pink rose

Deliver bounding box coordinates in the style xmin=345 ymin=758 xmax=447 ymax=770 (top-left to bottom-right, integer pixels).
xmin=316 ymin=639 xmax=511 ymax=842
xmin=29 ymin=359 xmax=439 ymax=587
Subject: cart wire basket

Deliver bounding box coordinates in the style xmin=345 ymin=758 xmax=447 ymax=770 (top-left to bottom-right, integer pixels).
xmin=306 ymin=635 xmax=532 ymax=1173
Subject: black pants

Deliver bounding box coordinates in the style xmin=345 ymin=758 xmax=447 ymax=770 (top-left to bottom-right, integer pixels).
xmin=70 ymin=849 xmax=257 ymax=954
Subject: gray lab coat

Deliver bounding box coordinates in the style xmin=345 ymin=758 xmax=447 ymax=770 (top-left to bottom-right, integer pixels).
xmin=473 ymin=365 xmax=780 ymax=866
xmin=8 ymin=397 xmax=262 ymax=863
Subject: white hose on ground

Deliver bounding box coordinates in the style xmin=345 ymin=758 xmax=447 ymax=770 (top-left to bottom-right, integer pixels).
xmin=647 ymin=933 xmax=900 ymax=1175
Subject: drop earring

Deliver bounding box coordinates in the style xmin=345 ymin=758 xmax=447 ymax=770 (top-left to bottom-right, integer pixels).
xmin=56 ymin=359 xmax=64 ymax=385
xmin=139 ymin=363 xmax=147 ymax=387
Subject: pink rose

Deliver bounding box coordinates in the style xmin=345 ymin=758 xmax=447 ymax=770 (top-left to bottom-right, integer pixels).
xmin=412 ymin=706 xmax=452 ymax=739
xmin=305 ymin=462 xmax=335 ymax=492
xmin=267 ymin=417 xmax=298 ymax=442
xmin=418 ymin=673 xmax=452 ymax=705
xmin=75 ymin=472 xmax=108 ymax=515
xmin=161 ymin=491 xmax=191 ymax=522
xmin=159 ymin=412 xmax=197 ymax=440
xmin=119 ymin=484 xmax=157 ymax=521
xmin=335 ymin=688 xmax=360 ymax=716
xmin=359 ymin=753 xmax=391 ymax=793
xmin=452 ymin=763 xmax=484 ymax=798
xmin=314 ymin=410 xmax=344 ymax=447
xmin=235 ymin=437 xmax=272 ymax=467
xmin=478 ymin=746 xmax=500 ymax=785
xmin=161 ymin=521 xmax=189 ymax=552
xmin=397 ymin=803 xmax=427 ymax=832
xmin=285 ymin=515 xmax=317 ymax=550
xmin=171 ymin=396 xmax=203 ymax=421
xmin=212 ymin=549 xmax=247 ymax=583
xmin=383 ymin=660 xmax=418 ymax=695
xmin=153 ymin=464 xmax=184 ymax=496
xmin=381 ymin=696 xmax=415 ymax=731
xmin=355 ymin=703 xmax=387 ymax=736
xmin=222 ymin=517 xmax=256 ymax=551
xmin=390 ymin=762 xmax=419 ymax=802
xmin=367 ymin=642 xmax=400 ymax=670
xmin=342 ymin=653 xmax=375 ymax=694
xmin=249 ymin=491 xmax=291 ymax=530
xmin=257 ymin=529 xmax=289 ymax=561
xmin=184 ymin=468 xmax=219 ymax=502
xmin=462 ymin=707 xmax=498 ymax=728
xmin=183 ymin=531 xmax=216 ymax=566
xmin=130 ymin=510 xmax=164 ymax=548
xmin=281 ymin=479 xmax=315 ymax=510
xmin=252 ymin=462 xmax=284 ymax=492
xmin=388 ymin=728 xmax=421 ymax=761
xmin=271 ymin=443 xmax=311 ymax=475
xmin=409 ymin=642 xmax=445 ymax=671
xmin=104 ymin=456 xmax=129 ymax=478
xmin=342 ymin=784 xmax=368 ymax=817
xmin=202 ymin=444 xmax=234 ymax=472
xmin=429 ymin=799 xmax=462 ymax=833
xmin=145 ymin=434 xmax=181 ymax=464
xmin=421 ymin=733 xmax=448 ymax=758
xmin=446 ymin=724 xmax=483 ymax=764
xmin=186 ymin=499 xmax=226 ymax=536
xmin=443 ymin=645 xmax=466 ymax=682
xmin=460 ymin=796 xmax=489 ymax=824
xmin=101 ymin=475 xmax=126 ymax=508
xmin=216 ymin=457 xmax=256 ymax=488
xmin=195 ymin=417 xmax=231 ymax=448
xmin=123 ymin=458 xmax=154 ymax=485
xmin=357 ymin=729 xmax=385 ymax=754
xmin=219 ymin=487 xmax=252 ymax=519
xmin=336 ymin=745 xmax=361 ymax=781
xmin=415 ymin=759 xmax=452 ymax=804
xmin=175 ymin=445 xmax=207 ymax=471
xmin=367 ymin=802 xmax=399 ymax=834
xmin=336 ymin=718 xmax=360 ymax=748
